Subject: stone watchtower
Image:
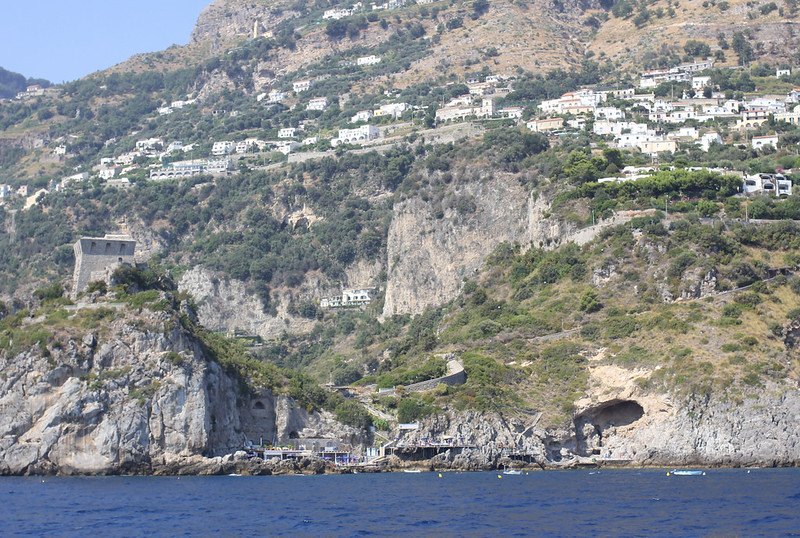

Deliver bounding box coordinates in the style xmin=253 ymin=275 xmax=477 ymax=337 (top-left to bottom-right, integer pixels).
xmin=72 ymin=235 xmax=136 ymax=297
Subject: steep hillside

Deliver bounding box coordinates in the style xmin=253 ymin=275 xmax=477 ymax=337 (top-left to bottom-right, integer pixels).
xmin=116 ymin=0 xmax=800 ymax=89
xmin=2 ymin=0 xmax=800 ymax=474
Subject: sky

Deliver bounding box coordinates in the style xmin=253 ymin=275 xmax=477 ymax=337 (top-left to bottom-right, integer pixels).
xmin=0 ymin=1 xmax=214 ymax=84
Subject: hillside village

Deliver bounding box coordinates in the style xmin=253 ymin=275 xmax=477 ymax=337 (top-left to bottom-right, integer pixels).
xmin=3 ymin=0 xmax=800 ymax=480
xmin=2 ymin=56 xmax=799 ymax=207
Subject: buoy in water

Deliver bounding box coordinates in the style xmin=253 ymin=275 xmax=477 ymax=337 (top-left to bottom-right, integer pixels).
xmin=438 ymin=473 xmax=442 ymax=478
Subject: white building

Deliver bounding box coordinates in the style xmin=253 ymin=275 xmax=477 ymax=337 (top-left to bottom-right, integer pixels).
xmin=268 ymin=90 xmax=287 ymax=103
xmin=747 ymin=97 xmax=786 ymax=113
xmin=323 ymin=7 xmax=353 ymax=19
xmin=593 ymin=121 xmax=651 ymax=137
xmin=61 ymin=172 xmax=90 ymax=189
xmin=150 ymin=159 xmax=232 ymax=180
xmin=743 ymin=173 xmax=792 ymax=196
xmin=321 ymin=288 xmax=375 ymax=308
xmin=106 ymin=178 xmax=131 ymax=189
xmin=435 ymin=99 xmax=495 ymax=122
xmin=637 ymin=138 xmax=677 ymax=156
xmin=703 ymin=100 xmax=740 ymax=117
xmin=332 ymin=125 xmax=380 ymax=146
xmin=212 ymin=141 xmax=235 ymax=156
xmin=374 ymin=102 xmax=409 ymax=119
xmin=527 ymin=117 xmax=564 ymax=133
xmin=774 ymin=108 xmax=800 ymax=126
xmin=293 ymin=79 xmax=314 ymax=93
xmin=698 ymin=131 xmax=722 ymax=152
xmin=99 ymin=166 xmax=122 ymax=180
xmin=667 ymin=126 xmax=699 ymax=140
xmin=691 ymin=76 xmax=712 ymax=91
xmin=357 ymin=55 xmax=381 ymax=66
xmin=136 ymin=138 xmax=164 ymax=151
xmin=278 ymin=127 xmax=297 ymax=138
xmin=275 ymin=141 xmax=301 ymax=155
xmin=538 ymin=89 xmax=605 ymax=114
xmin=617 ymin=132 xmax=658 ymax=148
xmin=751 ymin=135 xmax=778 ymax=150
xmin=0 ymin=184 xmax=11 ymax=198
xmin=639 ymin=69 xmax=689 ymax=89
xmin=166 ymin=141 xmax=184 ymax=153
xmin=498 ymin=107 xmax=524 ymax=119
xmin=351 ymin=110 xmax=374 ymax=123
xmin=595 ymin=107 xmax=625 ymax=120
xmin=307 ymin=97 xmax=328 ymax=111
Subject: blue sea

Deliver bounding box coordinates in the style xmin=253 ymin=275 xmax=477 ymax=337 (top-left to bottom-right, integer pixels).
xmin=2 ymin=468 xmax=799 ymax=536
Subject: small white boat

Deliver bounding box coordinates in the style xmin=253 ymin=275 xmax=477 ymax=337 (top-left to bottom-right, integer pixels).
xmin=403 ymin=469 xmax=423 ymax=473
xmin=502 ymin=469 xmax=523 ymax=475
xmin=669 ymin=470 xmax=705 ymax=476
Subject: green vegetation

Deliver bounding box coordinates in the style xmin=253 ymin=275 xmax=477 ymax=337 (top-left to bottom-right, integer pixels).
xmin=0 ymin=66 xmax=50 ymax=99
xmin=3 ymin=1 xmax=800 ymax=433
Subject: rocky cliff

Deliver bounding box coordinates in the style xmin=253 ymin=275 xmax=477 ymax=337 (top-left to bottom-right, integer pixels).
xmin=381 ymin=175 xmax=589 ymax=318
xmin=0 ymin=302 xmax=360 ymax=475
xmin=179 ymin=266 xmax=307 ymax=339
xmin=395 ymin=363 xmax=800 ymax=469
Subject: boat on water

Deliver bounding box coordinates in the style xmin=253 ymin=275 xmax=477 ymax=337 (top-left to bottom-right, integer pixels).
xmin=403 ymin=469 xmax=423 ymax=473
xmin=502 ymin=469 xmax=523 ymax=475
xmin=669 ymin=470 xmax=706 ymax=476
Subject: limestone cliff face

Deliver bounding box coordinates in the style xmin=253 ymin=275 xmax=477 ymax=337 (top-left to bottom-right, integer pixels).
xmin=178 ymin=266 xmax=319 ymax=340
xmin=381 ymin=176 xmax=583 ymax=318
xmin=190 ymin=0 xmax=298 ymax=46
xmin=0 ymin=305 xmax=358 ymax=475
xmin=178 ymin=263 xmax=381 ymax=340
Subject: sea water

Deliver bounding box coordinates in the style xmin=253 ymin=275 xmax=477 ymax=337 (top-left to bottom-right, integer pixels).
xmin=2 ymin=468 xmax=799 ymax=536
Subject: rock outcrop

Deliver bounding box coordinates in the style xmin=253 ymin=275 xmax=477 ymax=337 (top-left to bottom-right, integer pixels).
xmin=381 ymin=175 xmax=634 ymax=318
xmin=0 ymin=304 xmax=359 ymax=475
xmin=178 ymin=266 xmax=319 ymax=340
xmin=382 ymin=175 xmax=533 ymax=318
xmin=395 ymin=363 xmax=800 ymax=469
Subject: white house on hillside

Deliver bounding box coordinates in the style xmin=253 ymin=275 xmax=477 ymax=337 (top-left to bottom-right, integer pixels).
xmin=698 ymin=131 xmax=722 ymax=152
xmin=212 ymin=141 xmax=235 ymax=155
xmin=332 ymin=125 xmax=380 ymax=146
xmin=351 ymin=110 xmax=374 ymax=123
xmin=751 ymin=135 xmax=778 ymax=150
xmin=293 ymin=80 xmax=313 ymax=93
xmin=743 ymin=173 xmax=792 ymax=196
xmin=357 ymin=55 xmax=381 ymax=66
xmin=307 ymin=97 xmax=328 ymax=111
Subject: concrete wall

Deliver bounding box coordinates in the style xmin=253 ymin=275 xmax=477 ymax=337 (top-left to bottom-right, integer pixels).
xmin=405 ymin=361 xmax=466 ymax=393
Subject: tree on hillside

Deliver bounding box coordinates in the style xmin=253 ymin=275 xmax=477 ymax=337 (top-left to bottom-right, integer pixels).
xmin=731 ymin=32 xmax=754 ymax=65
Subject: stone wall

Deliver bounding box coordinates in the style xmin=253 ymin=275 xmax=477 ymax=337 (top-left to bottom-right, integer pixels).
xmin=72 ymin=236 xmax=136 ymax=297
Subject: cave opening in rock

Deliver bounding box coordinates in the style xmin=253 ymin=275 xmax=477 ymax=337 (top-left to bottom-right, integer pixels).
xmin=289 ymin=431 xmax=299 ymax=439
xmin=253 ymin=401 xmax=266 ymax=410
xmin=574 ymin=400 xmax=645 ymax=457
